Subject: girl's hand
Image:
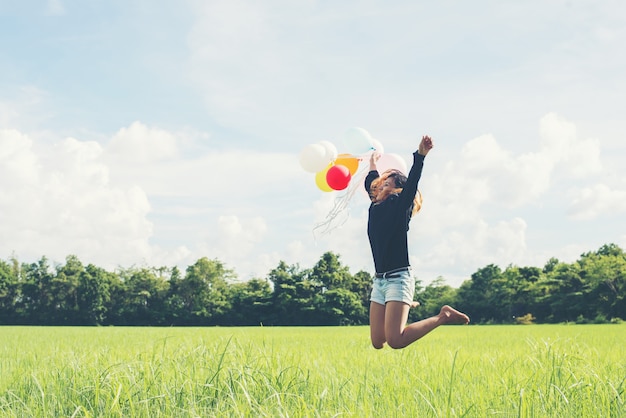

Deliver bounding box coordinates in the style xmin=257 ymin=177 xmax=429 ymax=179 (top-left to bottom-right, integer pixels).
xmin=418 ymin=135 xmax=434 ymax=156
xmin=369 ymin=151 xmax=381 ymax=171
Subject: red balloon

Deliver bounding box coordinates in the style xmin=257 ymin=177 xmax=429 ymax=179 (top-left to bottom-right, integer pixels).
xmin=326 ymin=164 xmax=351 ymax=190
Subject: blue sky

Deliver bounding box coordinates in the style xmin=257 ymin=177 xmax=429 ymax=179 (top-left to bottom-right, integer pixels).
xmin=1 ymin=0 xmax=625 ymax=286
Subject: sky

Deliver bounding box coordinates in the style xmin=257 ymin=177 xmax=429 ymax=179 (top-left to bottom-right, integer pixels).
xmin=1 ymin=0 xmax=625 ymax=287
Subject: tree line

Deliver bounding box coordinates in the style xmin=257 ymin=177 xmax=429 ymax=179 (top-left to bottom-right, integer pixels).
xmin=0 ymin=244 xmax=624 ymax=326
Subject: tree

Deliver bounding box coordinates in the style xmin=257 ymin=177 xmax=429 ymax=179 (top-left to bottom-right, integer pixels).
xmin=414 ymin=277 xmax=457 ymax=319
xmin=51 ymin=255 xmax=84 ymax=324
xmin=76 ymin=264 xmax=115 ymax=325
xmin=502 ymin=266 xmax=542 ymax=321
xmin=228 ymin=278 xmax=273 ymax=325
xmin=318 ymin=288 xmax=366 ymax=325
xmin=578 ymin=244 xmax=626 ymax=322
xmin=456 ymin=264 xmax=503 ymax=323
xmin=165 ymin=266 xmax=186 ymax=324
xmin=309 ymin=252 xmax=351 ymax=291
xmin=351 ymin=270 xmax=374 ymax=317
xmin=543 ymin=262 xmax=587 ymax=323
xmin=176 ymin=258 xmax=235 ymax=325
xmin=543 ymin=257 xmax=560 ymax=274
xmin=113 ymin=267 xmax=170 ymax=325
xmin=2 ymin=242 xmax=624 ymax=326
xmin=19 ymin=257 xmax=55 ymax=324
xmin=307 ymin=252 xmax=367 ymax=325
xmin=267 ymin=261 xmax=309 ymax=325
xmin=0 ymin=258 xmax=19 ymax=323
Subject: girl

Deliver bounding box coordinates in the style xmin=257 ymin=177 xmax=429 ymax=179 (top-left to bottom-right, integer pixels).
xmin=365 ymin=135 xmax=469 ymax=349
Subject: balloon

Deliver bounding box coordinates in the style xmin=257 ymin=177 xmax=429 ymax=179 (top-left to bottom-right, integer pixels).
xmin=371 ymin=138 xmax=384 ymax=154
xmin=318 ymin=140 xmax=338 ymax=162
xmin=377 ymin=153 xmax=408 ymax=175
xmin=326 ymin=164 xmax=351 ymax=191
xmin=342 ymin=127 xmax=374 ymax=155
xmin=335 ymin=153 xmax=359 ymax=175
xmin=315 ymin=164 xmax=333 ymax=192
xmin=299 ymin=143 xmax=330 ymax=173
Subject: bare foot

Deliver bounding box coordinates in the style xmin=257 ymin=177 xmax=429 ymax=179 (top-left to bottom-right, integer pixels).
xmin=410 ymin=301 xmax=420 ymax=308
xmin=438 ymin=305 xmax=470 ymax=325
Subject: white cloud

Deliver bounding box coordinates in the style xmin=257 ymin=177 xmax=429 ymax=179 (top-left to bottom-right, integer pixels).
xmin=457 ymin=134 xmax=554 ymax=207
xmin=316 ymin=212 xmax=371 ymax=273
xmin=0 ymin=129 xmax=154 ymax=268
xmin=0 ymin=101 xmax=20 ymax=130
xmin=539 ymin=112 xmax=603 ymax=178
xmin=0 ymin=129 xmax=39 ymax=184
xmin=101 ymin=121 xmax=316 ymax=278
xmin=190 ymin=214 xmax=276 ymax=279
xmin=217 ymin=215 xmax=267 ymax=246
xmin=0 ymin=87 xmax=47 ymax=131
xmin=104 ymin=122 xmax=309 ymax=200
xmin=2 ymin=124 xmax=349 ymax=278
xmin=286 ymin=240 xmax=305 ymax=262
xmin=50 ymin=137 xmax=109 ymax=187
xmin=568 ymin=183 xmax=626 ymax=220
xmin=411 ymin=217 xmax=527 ymax=277
xmin=422 ymin=113 xmax=605 ymax=216
xmin=107 ymin=121 xmax=180 ymax=163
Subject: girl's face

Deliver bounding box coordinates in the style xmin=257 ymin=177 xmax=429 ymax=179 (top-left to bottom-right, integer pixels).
xmin=376 ymin=177 xmax=396 ymax=200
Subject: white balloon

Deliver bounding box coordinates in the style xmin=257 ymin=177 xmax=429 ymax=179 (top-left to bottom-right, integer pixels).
xmin=371 ymin=138 xmax=384 ymax=154
xmin=342 ymin=127 xmax=374 ymax=155
xmin=318 ymin=140 xmax=338 ymax=162
xmin=299 ymin=143 xmax=330 ymax=173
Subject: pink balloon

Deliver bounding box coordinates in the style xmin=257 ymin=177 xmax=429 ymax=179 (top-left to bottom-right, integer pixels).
xmin=326 ymin=165 xmax=351 ymax=191
xmin=376 ymin=153 xmax=408 ymax=175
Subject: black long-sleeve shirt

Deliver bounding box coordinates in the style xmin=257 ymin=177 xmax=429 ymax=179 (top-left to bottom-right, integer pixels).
xmin=364 ymin=152 xmax=425 ymax=274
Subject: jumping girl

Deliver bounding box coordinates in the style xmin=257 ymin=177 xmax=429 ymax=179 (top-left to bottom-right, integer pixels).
xmin=365 ymin=135 xmax=470 ymax=349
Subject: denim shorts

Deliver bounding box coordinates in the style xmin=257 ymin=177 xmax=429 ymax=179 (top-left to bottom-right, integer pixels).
xmin=370 ymin=268 xmax=415 ymax=305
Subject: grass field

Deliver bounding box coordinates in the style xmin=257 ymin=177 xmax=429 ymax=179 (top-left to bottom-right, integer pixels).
xmin=0 ymin=325 xmax=624 ymax=417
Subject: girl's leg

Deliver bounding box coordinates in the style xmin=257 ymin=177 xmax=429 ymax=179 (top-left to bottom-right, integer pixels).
xmin=369 ymin=301 xmax=386 ymax=349
xmin=384 ymin=303 xmax=470 ymax=349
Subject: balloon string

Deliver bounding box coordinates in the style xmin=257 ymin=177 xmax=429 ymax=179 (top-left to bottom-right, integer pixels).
xmin=312 ymin=162 xmax=369 ymax=239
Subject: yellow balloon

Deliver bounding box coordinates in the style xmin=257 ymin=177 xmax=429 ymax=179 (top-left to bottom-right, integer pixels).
xmin=335 ymin=153 xmax=359 ymax=175
xmin=315 ymin=164 xmax=333 ymax=192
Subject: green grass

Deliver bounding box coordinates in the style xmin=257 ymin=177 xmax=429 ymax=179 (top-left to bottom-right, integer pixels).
xmin=0 ymin=325 xmax=624 ymax=417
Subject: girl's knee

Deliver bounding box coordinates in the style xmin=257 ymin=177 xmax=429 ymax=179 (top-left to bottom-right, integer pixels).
xmin=386 ymin=336 xmax=406 ymax=350
xmin=371 ymin=335 xmax=386 ymax=349
xmin=372 ymin=341 xmax=384 ymax=350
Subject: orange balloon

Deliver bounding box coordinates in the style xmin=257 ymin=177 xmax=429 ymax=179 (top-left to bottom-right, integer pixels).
xmin=335 ymin=153 xmax=359 ymax=175
xmin=315 ymin=164 xmax=333 ymax=192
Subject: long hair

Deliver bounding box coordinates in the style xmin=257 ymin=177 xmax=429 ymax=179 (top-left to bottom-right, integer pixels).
xmin=370 ymin=169 xmax=422 ymax=216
